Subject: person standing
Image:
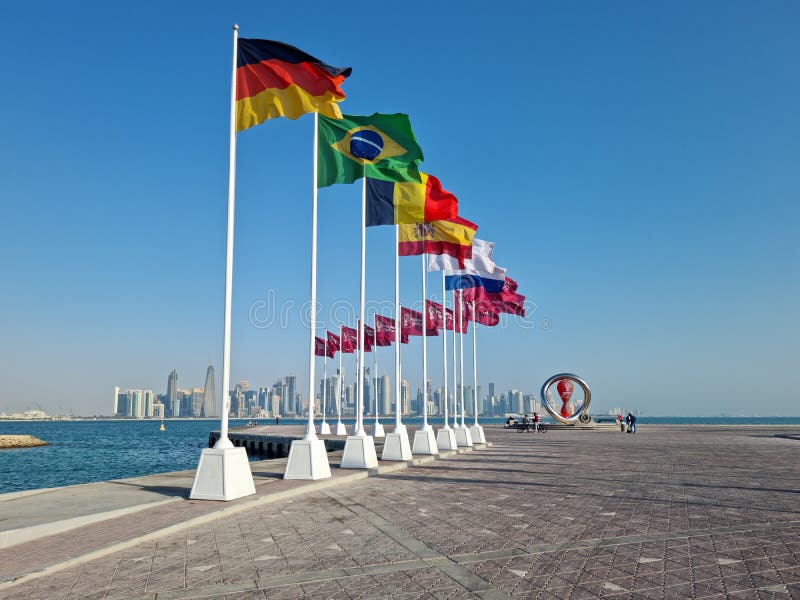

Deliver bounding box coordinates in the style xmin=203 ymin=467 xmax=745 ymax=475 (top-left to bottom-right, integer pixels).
xmin=533 ymin=412 xmax=540 ymax=432
xmin=618 ymin=414 xmax=625 ymax=432
xmin=629 ymin=413 xmax=637 ymax=434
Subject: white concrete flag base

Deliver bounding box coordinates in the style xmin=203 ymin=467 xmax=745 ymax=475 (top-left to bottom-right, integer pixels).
xmin=412 ymin=427 xmax=439 ymax=455
xmin=190 ymin=447 xmax=256 ymax=501
xmin=340 ymin=434 xmax=379 ymax=469
xmin=372 ymin=421 xmax=386 ymax=438
xmin=284 ymin=438 xmax=332 ymax=480
xmin=334 ymin=421 xmax=348 ymax=436
xmin=320 ymin=421 xmax=331 ymax=435
xmin=469 ymin=424 xmax=486 ymax=444
xmin=454 ymin=426 xmax=474 ymax=447
xmin=381 ymin=428 xmax=412 ymax=461
xmin=436 ymin=427 xmax=458 ymax=450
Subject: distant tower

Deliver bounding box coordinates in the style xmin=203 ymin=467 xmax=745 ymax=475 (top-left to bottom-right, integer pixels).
xmin=167 ymin=369 xmax=179 ymax=417
xmin=113 ymin=386 xmax=120 ymax=416
xmin=201 ymin=364 xmax=216 ymax=417
xmin=381 ymin=374 xmax=391 ymax=416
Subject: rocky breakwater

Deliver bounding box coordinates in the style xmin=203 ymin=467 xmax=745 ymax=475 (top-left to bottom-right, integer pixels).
xmin=0 ymin=435 xmax=48 ymax=449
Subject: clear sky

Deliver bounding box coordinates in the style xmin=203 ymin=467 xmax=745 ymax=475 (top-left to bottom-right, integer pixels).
xmin=1 ymin=1 xmax=798 ymax=416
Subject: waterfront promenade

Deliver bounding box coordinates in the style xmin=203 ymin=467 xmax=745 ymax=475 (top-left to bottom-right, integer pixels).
xmin=1 ymin=425 xmax=798 ymax=599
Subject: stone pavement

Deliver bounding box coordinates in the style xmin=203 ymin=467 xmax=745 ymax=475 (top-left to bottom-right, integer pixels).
xmin=1 ymin=425 xmax=799 ymax=599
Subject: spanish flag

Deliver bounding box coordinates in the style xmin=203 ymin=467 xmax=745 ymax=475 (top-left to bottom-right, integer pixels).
xmin=236 ymin=39 xmax=351 ymax=132
xmin=366 ymin=174 xmax=458 ymax=227
xmin=398 ymin=216 xmax=478 ymax=267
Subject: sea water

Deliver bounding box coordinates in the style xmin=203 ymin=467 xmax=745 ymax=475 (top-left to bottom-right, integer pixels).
xmin=1 ymin=416 xmax=798 ymax=493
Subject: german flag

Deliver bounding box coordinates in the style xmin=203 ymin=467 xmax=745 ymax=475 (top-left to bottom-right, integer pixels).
xmin=236 ymin=39 xmax=351 ymax=132
xmin=366 ymin=174 xmax=458 ymax=226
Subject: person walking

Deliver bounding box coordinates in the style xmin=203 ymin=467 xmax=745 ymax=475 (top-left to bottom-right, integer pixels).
xmin=629 ymin=413 xmax=637 ymax=434
xmin=533 ymin=412 xmax=540 ymax=432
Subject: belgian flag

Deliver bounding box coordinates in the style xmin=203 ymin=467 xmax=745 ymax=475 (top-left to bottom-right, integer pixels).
xmin=365 ymin=174 xmax=458 ymax=227
xmin=236 ymin=39 xmax=351 ymax=132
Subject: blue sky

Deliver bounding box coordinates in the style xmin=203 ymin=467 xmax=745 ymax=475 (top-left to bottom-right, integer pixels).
xmin=1 ymin=1 xmax=798 ymax=416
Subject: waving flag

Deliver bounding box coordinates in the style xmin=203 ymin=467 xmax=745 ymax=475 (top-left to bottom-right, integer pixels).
xmin=375 ymin=314 xmax=396 ymax=346
xmin=466 ymin=299 xmax=501 ymax=327
xmin=326 ymin=331 xmax=340 ymax=357
xmin=358 ymin=322 xmax=375 ymax=352
xmin=236 ymin=39 xmax=351 ymax=131
xmin=401 ymin=307 xmax=438 ymax=343
xmin=398 ymin=217 xmax=478 ymax=267
xmin=425 ymin=300 xmax=445 ymax=330
xmin=444 ymin=306 xmax=466 ymax=333
xmin=340 ymin=326 xmax=358 ymax=353
xmin=366 ymin=174 xmax=458 ymax=226
xmin=314 ymin=336 xmax=328 ymax=357
xmin=463 ymin=276 xmax=526 ymax=317
xmin=318 ymin=113 xmax=423 ymax=187
xmin=440 ymin=239 xmax=506 ymax=292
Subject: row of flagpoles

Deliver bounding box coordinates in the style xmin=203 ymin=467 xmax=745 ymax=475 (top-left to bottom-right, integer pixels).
xmin=195 ymin=28 xmax=530 ymax=492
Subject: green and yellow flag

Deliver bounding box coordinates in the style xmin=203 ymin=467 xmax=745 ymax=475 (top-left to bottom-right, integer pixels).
xmin=318 ymin=113 xmax=424 ymax=188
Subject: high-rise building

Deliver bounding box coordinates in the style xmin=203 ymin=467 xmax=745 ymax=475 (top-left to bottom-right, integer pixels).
xmin=285 ymin=375 xmax=297 ymax=415
xmin=113 ymin=386 xmax=119 ymax=415
xmin=488 ymin=382 xmax=495 ymax=402
xmin=400 ymin=379 xmax=410 ymax=415
xmin=270 ymin=394 xmax=281 ymax=418
xmin=381 ymin=374 xmax=391 ymax=416
xmin=144 ymin=390 xmax=154 ymax=417
xmin=167 ymin=370 xmax=179 ymax=417
xmin=152 ymin=401 xmax=164 ymax=418
xmin=202 ymin=364 xmax=216 ymax=417
xmin=115 ymin=390 xmax=129 ymax=416
xmin=129 ymin=389 xmax=143 ymax=418
xmin=191 ymin=388 xmax=204 ymax=417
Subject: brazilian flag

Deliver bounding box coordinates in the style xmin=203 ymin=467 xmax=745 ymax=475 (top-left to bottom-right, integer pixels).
xmin=318 ymin=113 xmax=424 ymax=188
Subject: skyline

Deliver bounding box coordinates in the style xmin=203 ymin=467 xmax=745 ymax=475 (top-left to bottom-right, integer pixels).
xmin=1 ymin=2 xmax=799 ymax=417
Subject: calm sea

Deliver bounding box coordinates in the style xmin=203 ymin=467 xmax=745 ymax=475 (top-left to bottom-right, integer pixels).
xmin=1 ymin=416 xmax=798 ymax=494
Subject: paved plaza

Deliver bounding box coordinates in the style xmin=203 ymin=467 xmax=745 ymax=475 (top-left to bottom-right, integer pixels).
xmin=1 ymin=425 xmax=798 ymax=599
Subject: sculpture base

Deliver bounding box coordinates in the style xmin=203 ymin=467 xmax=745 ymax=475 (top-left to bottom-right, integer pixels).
xmin=320 ymin=421 xmax=331 ymax=435
xmin=436 ymin=427 xmax=458 ymax=450
xmin=372 ymin=421 xmax=386 ymax=438
xmin=334 ymin=421 xmax=348 ymax=436
xmin=189 ymin=447 xmax=256 ymax=501
xmin=412 ymin=428 xmax=439 ymax=455
xmin=469 ymin=424 xmax=486 ymax=444
xmin=341 ymin=434 xmax=379 ymax=469
xmin=454 ymin=426 xmax=474 ymax=447
xmin=284 ymin=438 xmax=331 ymax=480
xmin=381 ymin=428 xmax=412 ymax=461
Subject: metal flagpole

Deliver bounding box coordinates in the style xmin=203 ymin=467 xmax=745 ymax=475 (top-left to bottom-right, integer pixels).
xmin=340 ymin=169 xmax=378 ymax=467
xmin=421 ymin=253 xmax=430 ymax=431
xmin=283 ymin=111 xmax=331 ymax=479
xmin=472 ymin=314 xmax=478 ymax=425
xmin=190 ymin=25 xmax=256 ymax=499
xmin=303 ymin=112 xmax=320 ymax=441
xmin=395 ymin=226 xmax=402 ymax=430
xmin=214 ymin=25 xmax=241 ymax=450
xmin=380 ymin=223 xmax=411 ymax=460
xmin=452 ymin=289 xmax=458 ymax=429
xmin=337 ymin=325 xmax=344 ymax=430
xmin=442 ymin=274 xmax=449 ymax=429
xmin=459 ymin=289 xmax=466 ymax=428
xmin=372 ymin=313 xmax=385 ymax=436
xmin=320 ymin=338 xmax=329 ymax=433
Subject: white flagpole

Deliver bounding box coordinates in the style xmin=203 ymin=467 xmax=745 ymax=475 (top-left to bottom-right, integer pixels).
xmin=303 ymin=112 xmax=320 ymax=440
xmin=322 ymin=339 xmax=328 ymax=424
xmin=459 ymin=289 xmax=466 ymax=428
xmin=372 ymin=313 xmax=384 ymax=436
xmin=472 ymin=312 xmax=479 ymax=425
xmin=395 ymin=226 xmax=403 ymax=429
xmin=452 ymin=289 xmax=458 ymax=429
xmin=338 ymin=326 xmax=343 ymax=427
xmin=190 ymin=25 xmax=255 ymax=500
xmin=458 ymin=290 xmax=465 ymax=429
xmin=442 ymin=273 xmax=449 ymax=429
xmin=421 ymin=253 xmax=430 ymax=430
xmin=356 ymin=175 xmax=367 ymax=436
xmin=215 ymin=25 xmax=240 ymax=449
